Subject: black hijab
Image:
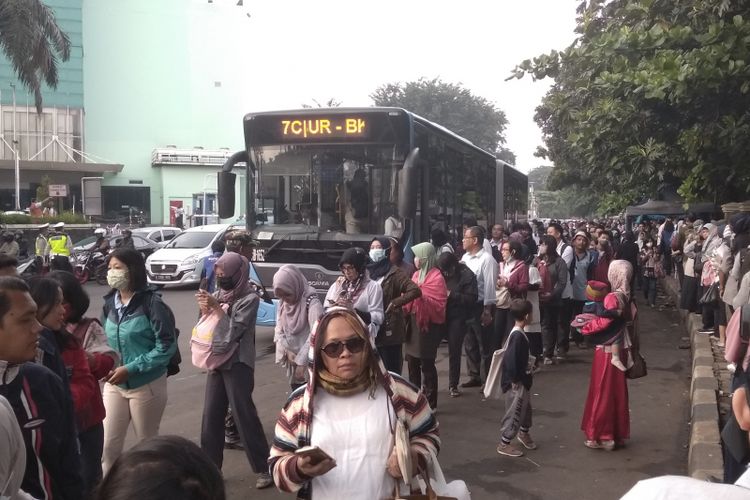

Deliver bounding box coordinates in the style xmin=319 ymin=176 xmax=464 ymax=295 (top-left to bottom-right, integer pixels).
xmin=366 ymin=237 xmax=392 ymax=281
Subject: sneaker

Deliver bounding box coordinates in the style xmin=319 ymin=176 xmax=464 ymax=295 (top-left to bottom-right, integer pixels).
xmin=460 ymin=379 xmax=482 ymax=388
xmin=449 ymin=386 xmax=461 ymax=398
xmin=517 ymin=432 xmax=537 ymax=450
xmin=256 ymin=472 xmax=273 ymax=489
xmin=554 ymin=352 xmax=567 ymax=361
xmin=543 ymin=357 xmax=554 ymax=365
xmin=496 ymin=442 xmax=524 ymax=457
xmin=601 ymin=440 xmax=616 ymax=451
xmin=584 ymin=439 xmax=603 ymax=449
xmin=697 ymin=328 xmax=714 ymax=335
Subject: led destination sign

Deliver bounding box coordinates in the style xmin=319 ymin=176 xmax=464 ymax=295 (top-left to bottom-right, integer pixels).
xmin=281 ymin=117 xmax=367 ymax=139
xmin=245 ymin=110 xmax=411 ymax=146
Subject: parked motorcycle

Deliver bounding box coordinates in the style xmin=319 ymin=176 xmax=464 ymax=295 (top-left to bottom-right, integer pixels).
xmin=72 ymin=249 xmax=108 ymax=285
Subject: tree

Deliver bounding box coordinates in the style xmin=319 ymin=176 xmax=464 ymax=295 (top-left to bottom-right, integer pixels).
xmin=301 ymin=98 xmax=341 ymax=108
xmin=370 ymin=77 xmax=512 ymax=156
xmin=510 ymin=0 xmax=750 ymax=213
xmin=0 ymin=0 xmax=71 ymax=112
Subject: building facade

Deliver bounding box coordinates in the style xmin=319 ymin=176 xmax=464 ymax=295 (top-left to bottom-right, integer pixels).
xmin=0 ymin=0 xmax=252 ymax=223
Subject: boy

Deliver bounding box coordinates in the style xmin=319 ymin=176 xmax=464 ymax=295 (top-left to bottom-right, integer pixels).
xmin=497 ymin=299 xmax=537 ymax=457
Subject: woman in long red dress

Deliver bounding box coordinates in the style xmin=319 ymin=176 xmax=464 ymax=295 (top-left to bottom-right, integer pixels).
xmin=581 ymin=260 xmax=635 ymax=450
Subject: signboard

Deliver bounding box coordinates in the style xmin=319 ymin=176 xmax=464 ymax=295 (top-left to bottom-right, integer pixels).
xmin=81 ymin=177 xmax=103 ymax=216
xmin=48 ymin=184 xmax=68 ymax=197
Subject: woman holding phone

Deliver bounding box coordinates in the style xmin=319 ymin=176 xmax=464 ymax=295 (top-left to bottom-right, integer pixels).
xmin=269 ymin=307 xmax=440 ymax=498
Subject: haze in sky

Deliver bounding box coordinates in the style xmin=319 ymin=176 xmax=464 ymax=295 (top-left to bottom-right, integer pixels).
xmin=241 ymin=0 xmax=579 ymax=173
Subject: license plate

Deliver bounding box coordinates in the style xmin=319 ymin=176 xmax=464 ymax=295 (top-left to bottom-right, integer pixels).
xmin=156 ymin=275 xmax=171 ymax=281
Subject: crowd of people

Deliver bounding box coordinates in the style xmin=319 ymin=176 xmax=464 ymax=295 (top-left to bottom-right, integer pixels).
xmin=1 ymin=212 xmax=749 ymax=499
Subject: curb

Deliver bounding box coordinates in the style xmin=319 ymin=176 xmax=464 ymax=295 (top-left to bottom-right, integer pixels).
xmin=661 ymin=277 xmax=724 ymax=480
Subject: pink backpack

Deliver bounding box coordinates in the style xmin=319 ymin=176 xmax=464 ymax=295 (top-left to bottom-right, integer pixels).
xmin=190 ymin=304 xmax=238 ymax=371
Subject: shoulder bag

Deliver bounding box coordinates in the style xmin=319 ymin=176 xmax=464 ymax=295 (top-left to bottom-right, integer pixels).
xmin=698 ymin=282 xmax=720 ymax=305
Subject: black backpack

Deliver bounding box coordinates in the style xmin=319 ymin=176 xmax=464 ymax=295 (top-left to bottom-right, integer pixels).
xmin=142 ymin=291 xmax=181 ymax=377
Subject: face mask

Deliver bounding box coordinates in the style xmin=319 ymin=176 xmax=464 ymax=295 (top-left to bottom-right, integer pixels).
xmin=107 ymin=269 xmax=129 ymax=290
xmin=414 ymin=257 xmax=422 ymax=269
xmin=369 ymin=248 xmax=386 ymax=263
xmin=217 ymin=276 xmax=235 ymax=291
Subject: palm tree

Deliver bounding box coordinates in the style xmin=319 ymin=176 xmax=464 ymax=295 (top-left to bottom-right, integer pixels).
xmin=0 ymin=0 xmax=71 ymax=112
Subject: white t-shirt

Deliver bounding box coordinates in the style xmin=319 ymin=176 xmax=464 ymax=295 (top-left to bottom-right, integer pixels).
xmin=311 ymin=386 xmax=396 ymax=500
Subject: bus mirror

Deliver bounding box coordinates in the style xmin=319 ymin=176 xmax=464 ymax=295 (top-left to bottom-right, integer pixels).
xmin=398 ymin=148 xmax=419 ymax=219
xmin=218 ymin=171 xmax=236 ymax=219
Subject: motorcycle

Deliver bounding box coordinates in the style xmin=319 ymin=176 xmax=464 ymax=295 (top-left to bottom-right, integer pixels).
xmin=72 ymin=249 xmax=108 ymax=285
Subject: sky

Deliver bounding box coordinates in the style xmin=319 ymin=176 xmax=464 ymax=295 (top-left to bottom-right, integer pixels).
xmin=235 ymin=0 xmax=579 ymax=173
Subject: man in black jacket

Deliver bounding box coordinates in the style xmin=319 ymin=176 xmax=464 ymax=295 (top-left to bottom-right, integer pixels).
xmin=0 ymin=276 xmax=83 ymax=500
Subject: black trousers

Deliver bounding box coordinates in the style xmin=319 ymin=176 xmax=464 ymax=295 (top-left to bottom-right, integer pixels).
xmin=541 ymin=301 xmax=562 ymax=358
xmin=377 ymin=344 xmax=403 ymax=375
xmin=202 ymin=362 xmax=269 ymax=472
xmin=79 ymin=422 xmax=103 ymax=498
xmin=50 ymin=255 xmax=73 ymax=273
xmin=445 ymin=314 xmax=467 ymax=389
xmin=407 ymin=355 xmax=438 ymax=409
xmin=558 ymin=298 xmax=573 ymax=353
xmin=463 ymin=303 xmax=485 ymax=382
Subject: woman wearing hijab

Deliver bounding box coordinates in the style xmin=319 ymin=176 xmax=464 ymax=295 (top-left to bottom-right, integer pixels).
xmin=368 ymin=237 xmax=421 ymax=375
xmin=324 ymin=247 xmax=384 ymax=340
xmin=581 ymin=260 xmax=635 ymax=451
xmin=269 ymin=307 xmax=439 ymax=499
xmin=195 ymin=252 xmax=272 ymax=489
xmin=273 ymin=265 xmax=324 ymax=390
xmin=698 ymin=223 xmax=723 ymax=335
xmin=403 ymin=242 xmax=448 ymax=409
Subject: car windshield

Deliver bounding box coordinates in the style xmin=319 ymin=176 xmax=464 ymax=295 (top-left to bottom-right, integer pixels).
xmin=74 ymin=236 xmax=98 ymax=247
xmin=165 ymin=230 xmax=219 ymax=249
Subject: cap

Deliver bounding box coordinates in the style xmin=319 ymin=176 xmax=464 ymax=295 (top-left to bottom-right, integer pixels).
xmin=225 ymin=230 xmax=258 ymax=247
xmin=573 ymin=230 xmax=590 ymax=242
xmin=94 ymin=228 xmax=106 ymax=235
xmin=52 ymin=222 xmax=64 ymax=229
xmin=38 ymin=223 xmax=49 ymax=230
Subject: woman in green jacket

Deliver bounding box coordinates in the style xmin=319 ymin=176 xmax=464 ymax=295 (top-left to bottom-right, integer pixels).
xmin=100 ymin=248 xmax=177 ymax=473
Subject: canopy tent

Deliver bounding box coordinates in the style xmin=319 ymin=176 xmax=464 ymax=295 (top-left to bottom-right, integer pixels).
xmin=625 ymin=199 xmax=715 ymax=217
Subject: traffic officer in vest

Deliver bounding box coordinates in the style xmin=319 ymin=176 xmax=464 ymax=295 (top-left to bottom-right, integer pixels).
xmin=48 ymin=222 xmax=74 ymax=273
xmin=34 ymin=223 xmax=50 ymax=274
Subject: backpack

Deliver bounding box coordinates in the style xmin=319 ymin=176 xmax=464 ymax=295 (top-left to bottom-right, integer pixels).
xmin=142 ymin=291 xmax=181 ymax=377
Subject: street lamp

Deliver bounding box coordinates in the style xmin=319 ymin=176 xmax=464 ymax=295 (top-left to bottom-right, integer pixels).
xmin=10 ymin=83 xmax=20 ymax=211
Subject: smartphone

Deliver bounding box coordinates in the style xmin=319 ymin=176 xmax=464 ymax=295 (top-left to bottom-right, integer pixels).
xmin=294 ymin=446 xmax=333 ymax=465
xmin=199 ymin=278 xmax=208 ymax=291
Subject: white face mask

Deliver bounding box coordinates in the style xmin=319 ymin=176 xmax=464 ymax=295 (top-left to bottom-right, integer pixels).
xmin=107 ymin=269 xmax=129 ymax=291
xmin=369 ymin=248 xmax=386 ymax=263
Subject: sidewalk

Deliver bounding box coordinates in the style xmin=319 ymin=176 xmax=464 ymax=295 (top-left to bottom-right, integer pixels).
xmin=662 ymin=276 xmax=725 ymax=480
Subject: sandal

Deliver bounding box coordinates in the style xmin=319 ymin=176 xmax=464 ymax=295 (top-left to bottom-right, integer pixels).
xmin=584 ymin=440 xmax=602 ymax=449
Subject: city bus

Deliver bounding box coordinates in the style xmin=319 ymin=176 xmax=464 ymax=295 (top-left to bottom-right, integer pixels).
xmin=217 ymin=107 xmax=528 ymax=294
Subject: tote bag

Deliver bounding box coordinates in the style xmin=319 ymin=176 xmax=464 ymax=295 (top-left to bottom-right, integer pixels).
xmin=191 ymin=304 xmax=238 ymax=370
xmin=483 ymin=328 xmax=526 ymax=400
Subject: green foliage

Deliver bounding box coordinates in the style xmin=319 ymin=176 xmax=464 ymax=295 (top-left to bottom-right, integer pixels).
xmin=0 ymin=0 xmax=71 ymax=112
xmin=511 ymin=0 xmax=750 ymax=211
xmin=528 ymin=166 xmax=554 ymax=189
xmin=0 ymin=211 xmax=87 ymax=224
xmin=370 ymin=77 xmax=512 ymax=156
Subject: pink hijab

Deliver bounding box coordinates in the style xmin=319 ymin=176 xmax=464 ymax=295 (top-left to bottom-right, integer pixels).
xmin=273 ymin=265 xmax=317 ymax=337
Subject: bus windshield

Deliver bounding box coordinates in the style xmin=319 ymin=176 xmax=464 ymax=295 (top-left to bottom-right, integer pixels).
xmin=253 ymin=144 xmax=406 ymax=238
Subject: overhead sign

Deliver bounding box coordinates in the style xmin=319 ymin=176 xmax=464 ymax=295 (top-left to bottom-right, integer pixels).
xmin=48 ymin=184 xmax=68 ymax=197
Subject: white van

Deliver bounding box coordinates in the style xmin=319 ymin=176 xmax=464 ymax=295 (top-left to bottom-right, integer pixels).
xmin=145 ymin=224 xmax=228 ymax=286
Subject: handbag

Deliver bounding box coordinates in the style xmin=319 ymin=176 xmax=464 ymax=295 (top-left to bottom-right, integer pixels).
xmin=698 ymin=282 xmax=720 ymax=305
xmin=190 ymin=304 xmax=238 ymax=371
xmin=626 ymin=349 xmax=647 ymax=379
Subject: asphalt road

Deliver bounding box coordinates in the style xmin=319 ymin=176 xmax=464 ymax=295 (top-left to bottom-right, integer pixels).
xmin=86 ymin=283 xmax=690 ymax=500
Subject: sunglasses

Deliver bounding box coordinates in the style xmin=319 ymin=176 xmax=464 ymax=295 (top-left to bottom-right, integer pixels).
xmin=320 ymin=337 xmax=366 ymax=358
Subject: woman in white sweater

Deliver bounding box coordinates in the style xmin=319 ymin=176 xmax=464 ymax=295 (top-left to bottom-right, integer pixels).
xmin=324 ymin=247 xmax=384 ymax=341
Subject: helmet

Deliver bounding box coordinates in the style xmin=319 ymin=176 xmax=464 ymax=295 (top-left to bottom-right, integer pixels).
xmin=122 ymin=229 xmax=132 ymax=236
xmin=94 ymin=228 xmax=106 ymax=236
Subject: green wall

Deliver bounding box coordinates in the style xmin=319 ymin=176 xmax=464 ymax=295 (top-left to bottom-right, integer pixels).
xmin=82 ymin=0 xmax=252 ymax=224
xmin=0 ymin=0 xmax=83 ymax=108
